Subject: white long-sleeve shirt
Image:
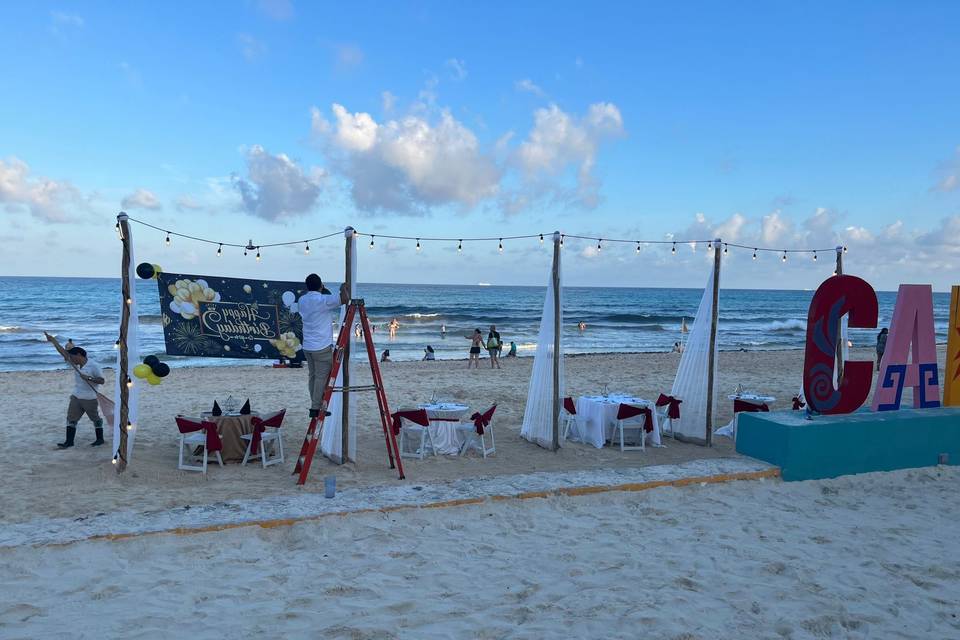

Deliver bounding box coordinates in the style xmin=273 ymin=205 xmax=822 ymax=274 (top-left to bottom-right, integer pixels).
xmin=296 ymin=291 xmax=343 ymax=351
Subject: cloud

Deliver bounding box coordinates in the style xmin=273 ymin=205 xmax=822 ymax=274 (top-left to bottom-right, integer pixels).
xmin=333 ymin=43 xmax=364 ymax=69
xmin=514 ymin=102 xmax=624 ymax=208
xmin=233 ymin=145 xmax=326 ymax=221
xmin=50 ymin=11 xmax=84 ymax=35
xmin=311 ymin=103 xmax=501 ymax=213
xmin=174 ymin=195 xmax=202 ymax=212
xmin=445 ymin=58 xmax=467 ymax=81
xmin=514 ymin=79 xmax=546 ymax=98
xmin=931 ymin=146 xmax=960 ymax=192
xmin=121 ymin=188 xmax=162 ymax=211
xmin=381 ymin=90 xmax=396 ymax=113
xmin=0 ymin=157 xmax=86 ymax=222
xmin=236 ymin=33 xmax=267 ymax=61
xmin=256 ymin=0 xmax=293 ymax=20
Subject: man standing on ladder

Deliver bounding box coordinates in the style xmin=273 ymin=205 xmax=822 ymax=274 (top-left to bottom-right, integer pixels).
xmin=296 ymin=274 xmax=350 ymax=418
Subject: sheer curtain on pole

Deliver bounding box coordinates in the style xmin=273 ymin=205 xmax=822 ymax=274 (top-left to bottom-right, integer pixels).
xmin=669 ymin=266 xmax=718 ymax=440
xmin=521 ymin=247 xmax=563 ymax=448
xmin=321 ymin=233 xmax=358 ymax=463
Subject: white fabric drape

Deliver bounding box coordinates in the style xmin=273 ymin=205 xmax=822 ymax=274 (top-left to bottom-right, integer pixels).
xmin=112 ymin=221 xmax=139 ymax=462
xmin=520 ymin=246 xmax=564 ymax=448
xmin=321 ymin=233 xmax=358 ymax=463
xmin=669 ymin=265 xmax=718 ymax=441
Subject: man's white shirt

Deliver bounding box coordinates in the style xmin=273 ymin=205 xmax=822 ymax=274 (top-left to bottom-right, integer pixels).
xmin=73 ymin=361 xmax=103 ymax=400
xmin=297 ymin=291 xmax=342 ymax=351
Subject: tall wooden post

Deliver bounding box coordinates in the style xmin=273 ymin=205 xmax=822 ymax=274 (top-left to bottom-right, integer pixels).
xmin=341 ymin=227 xmax=354 ymax=464
xmin=704 ymin=238 xmax=722 ymax=447
xmin=116 ymin=212 xmax=133 ymax=472
xmin=834 ymin=246 xmax=845 ymax=381
xmin=551 ymin=231 xmax=561 ymax=451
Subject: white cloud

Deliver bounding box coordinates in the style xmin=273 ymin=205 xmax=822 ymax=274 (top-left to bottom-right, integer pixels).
xmin=514 ymin=79 xmax=546 ymax=98
xmin=256 ymin=0 xmax=293 ymax=20
xmin=236 ymin=33 xmax=267 ymax=61
xmin=121 ymin=188 xmax=162 ymax=211
xmin=50 ymin=11 xmax=84 ymax=35
xmin=312 ymin=103 xmax=501 ymax=213
xmin=760 ymin=210 xmax=792 ymax=245
xmin=381 ymin=90 xmax=397 ymax=113
xmin=514 ymin=102 xmax=624 ymax=208
xmin=233 ymin=145 xmax=326 ymax=221
xmin=174 ymin=195 xmax=202 ymax=212
xmin=0 ymin=157 xmax=85 ymax=222
xmin=445 ymin=58 xmax=467 ymax=81
xmin=334 ymin=43 xmax=364 ymax=69
xmin=932 ymin=146 xmax=960 ymax=192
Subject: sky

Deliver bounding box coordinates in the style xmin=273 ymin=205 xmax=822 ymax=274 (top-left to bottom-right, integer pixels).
xmin=1 ymin=0 xmax=959 ymax=290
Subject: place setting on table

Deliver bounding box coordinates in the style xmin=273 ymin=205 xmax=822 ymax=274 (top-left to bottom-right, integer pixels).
xmin=715 ymin=384 xmax=776 ymax=440
xmin=569 ymin=384 xmax=663 ymax=450
xmin=394 ymin=392 xmax=497 ymax=459
xmin=176 ymin=395 xmax=287 ymax=470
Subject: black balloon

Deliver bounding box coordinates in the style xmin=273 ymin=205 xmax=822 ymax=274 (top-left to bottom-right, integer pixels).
xmin=136 ymin=263 xmax=155 ymax=279
xmin=153 ymin=362 xmax=171 ymax=378
xmin=143 ymin=355 xmax=160 ymax=368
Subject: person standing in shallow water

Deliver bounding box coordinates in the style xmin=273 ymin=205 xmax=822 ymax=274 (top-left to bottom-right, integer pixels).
xmin=466 ymin=329 xmax=484 ymax=369
xmin=58 ymin=346 xmax=106 ymax=449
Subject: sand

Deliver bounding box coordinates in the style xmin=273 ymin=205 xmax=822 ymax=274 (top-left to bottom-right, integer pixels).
xmin=0 ymin=347 xmax=946 ymax=526
xmin=1 ymin=467 xmax=958 ymax=639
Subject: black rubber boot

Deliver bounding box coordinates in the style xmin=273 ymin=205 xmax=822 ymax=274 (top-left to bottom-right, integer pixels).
xmin=90 ymin=427 xmax=105 ymax=446
xmin=58 ymin=425 xmax=77 ymax=449
xmin=309 ymin=408 xmax=320 ymax=418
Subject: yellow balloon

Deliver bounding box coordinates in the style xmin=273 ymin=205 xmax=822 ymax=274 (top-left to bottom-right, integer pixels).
xmin=152 ymin=264 xmax=163 ymax=279
xmin=133 ymin=364 xmax=152 ymax=379
xmin=146 ymin=373 xmax=162 ymax=385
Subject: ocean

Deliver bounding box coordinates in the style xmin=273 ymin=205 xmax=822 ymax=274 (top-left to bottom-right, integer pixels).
xmin=0 ymin=276 xmax=951 ymax=372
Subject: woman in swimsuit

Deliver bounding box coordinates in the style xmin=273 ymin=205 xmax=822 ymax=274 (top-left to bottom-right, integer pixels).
xmin=465 ymin=328 xmax=483 ymax=369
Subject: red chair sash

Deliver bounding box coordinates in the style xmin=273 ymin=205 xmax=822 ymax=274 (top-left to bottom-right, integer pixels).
xmin=791 ymin=396 xmax=805 ymax=411
xmin=733 ymin=399 xmax=769 ymax=413
xmin=655 ymin=394 xmax=682 ymax=419
xmin=175 ymin=416 xmax=223 ymax=453
xmin=250 ymin=409 xmax=286 ymax=455
xmin=563 ymin=397 xmax=576 ymax=415
xmin=391 ymin=409 xmax=430 ymax=436
xmin=616 ymin=404 xmax=653 ymax=433
xmin=470 ymin=404 xmax=497 ymax=435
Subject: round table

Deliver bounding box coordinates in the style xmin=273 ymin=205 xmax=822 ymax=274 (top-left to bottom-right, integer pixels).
xmin=417 ymin=403 xmax=470 ymax=455
xmin=716 ymin=393 xmax=776 ymax=440
xmin=200 ymin=413 xmax=261 ymax=462
xmin=571 ymin=395 xmax=662 ymax=448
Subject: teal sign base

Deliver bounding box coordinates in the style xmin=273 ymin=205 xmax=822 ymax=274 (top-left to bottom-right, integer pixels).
xmin=735 ymin=407 xmax=960 ymax=481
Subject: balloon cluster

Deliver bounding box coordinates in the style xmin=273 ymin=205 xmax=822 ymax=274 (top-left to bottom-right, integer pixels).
xmin=133 ymin=355 xmax=170 ymax=386
xmin=136 ymin=263 xmax=163 ymax=280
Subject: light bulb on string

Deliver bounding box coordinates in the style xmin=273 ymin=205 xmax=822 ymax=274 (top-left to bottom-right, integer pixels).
xmin=369 ymin=235 xmax=375 ymax=250
xmin=813 ymin=251 xmax=817 ymax=261
xmin=539 ymin=233 xmax=544 ymax=245
xmin=457 ymin=239 xmax=462 ymax=253
xmin=781 ymin=251 xmax=787 ymax=262
xmin=671 ymin=242 xmax=676 ymax=255
xmin=216 ymin=243 xmax=222 ymax=257
xmin=752 ymin=248 xmax=758 ymax=260
xmin=165 ymin=232 xmax=171 ymax=246
xmin=723 ymin=244 xmax=728 ymax=255
xmin=304 ymin=242 xmax=310 ymax=255
xmin=113 ymin=339 xmax=120 ymax=350
xmin=416 ymin=238 xmax=421 ymax=252
xmin=597 ymin=239 xmax=602 ymax=253
xmin=256 ymin=247 xmax=261 ymax=262
xmin=560 ymin=235 xmax=564 ymax=248
xmin=115 ymin=222 xmax=122 ymax=239
xmin=843 ymin=246 xmax=848 ymax=253
xmin=244 ymin=248 xmax=248 ymax=256
xmin=126 ymin=423 xmax=134 ymax=432
xmin=499 ymin=238 xmax=503 ymax=254
xmin=706 ymin=241 xmax=711 ymax=252
xmin=635 ymin=242 xmax=641 ymax=254
xmin=112 ymin=457 xmax=117 ymax=465
xmin=126 ymin=377 xmax=133 ymax=389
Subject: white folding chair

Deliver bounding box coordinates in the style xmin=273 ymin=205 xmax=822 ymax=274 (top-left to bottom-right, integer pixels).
xmin=612 ymin=404 xmax=648 ymax=452
xmin=457 ymin=405 xmax=497 ymax=458
xmin=241 ymin=409 xmax=286 ymax=468
xmin=561 ymin=397 xmax=581 ymax=441
xmin=397 ymin=410 xmax=436 ymax=460
xmin=176 ymin=416 xmax=224 ymax=473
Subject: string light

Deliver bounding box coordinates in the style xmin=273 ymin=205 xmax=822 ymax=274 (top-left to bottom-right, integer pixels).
xmin=782 ymin=251 xmax=788 ymax=262
xmin=165 ymin=232 xmax=171 ymax=246
xmin=216 ymin=243 xmax=222 ymax=257
xmin=560 ymin=235 xmax=564 ymax=248
xmin=752 ymin=248 xmax=757 ymax=260
xmin=843 ymin=246 xmax=848 ymax=253
xmin=126 ymin=297 xmax=132 ymax=305
xmin=369 ymin=235 xmax=375 ymax=250
xmin=112 ymin=457 xmax=117 ymax=465
xmin=115 ymin=222 xmax=122 ymax=239
xmin=597 ymin=239 xmax=602 ymax=253
xmin=126 ymin=377 xmax=133 ymax=389
xmin=458 ymin=239 xmax=462 ymax=253
xmin=636 ymin=242 xmax=641 ymax=254
xmin=813 ymin=251 xmax=817 ymax=261
xmin=539 ymin=233 xmax=544 ymax=245
xmin=256 ymin=247 xmax=261 ymax=262
xmin=304 ymin=242 xmax=310 ymax=255
xmin=499 ymin=238 xmax=503 ymax=254
xmin=723 ymin=244 xmax=728 ymax=255
xmin=416 ymin=238 xmax=421 ymax=252
xmin=244 ymin=248 xmax=248 ymax=256
xmin=126 ymin=423 xmax=135 ymax=432
xmin=114 ymin=339 xmax=120 ymax=350
xmin=671 ymin=242 xmax=676 ymax=255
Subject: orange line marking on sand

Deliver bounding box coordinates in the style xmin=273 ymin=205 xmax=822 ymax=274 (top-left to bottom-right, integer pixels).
xmin=47 ymin=467 xmax=780 ymax=547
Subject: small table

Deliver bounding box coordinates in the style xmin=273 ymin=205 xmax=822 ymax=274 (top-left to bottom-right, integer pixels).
xmin=417 ymin=402 xmax=470 ymax=455
xmin=200 ymin=412 xmax=261 ymax=462
xmin=716 ymin=394 xmax=776 ymax=440
xmin=571 ymin=395 xmax=662 ymax=449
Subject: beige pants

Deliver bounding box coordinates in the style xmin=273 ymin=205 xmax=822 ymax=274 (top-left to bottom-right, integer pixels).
xmin=67 ymin=395 xmax=102 ymax=426
xmin=304 ymin=347 xmax=333 ymax=410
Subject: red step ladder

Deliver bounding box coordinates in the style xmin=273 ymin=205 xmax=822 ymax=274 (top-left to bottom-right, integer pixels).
xmin=293 ymin=299 xmax=404 ymax=484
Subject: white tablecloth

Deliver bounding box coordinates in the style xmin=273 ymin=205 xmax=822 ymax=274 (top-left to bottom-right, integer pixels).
xmin=570 ymin=395 xmax=661 ymax=448
xmin=716 ymin=393 xmax=776 ymax=439
xmin=418 ymin=403 xmax=470 ymax=455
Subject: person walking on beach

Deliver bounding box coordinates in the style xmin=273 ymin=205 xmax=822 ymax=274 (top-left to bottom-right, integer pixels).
xmin=58 ymin=346 xmax=106 ymax=449
xmin=487 ymin=325 xmax=502 ymax=369
xmin=876 ymin=328 xmax=888 ymax=371
xmin=466 ymin=329 xmax=484 ymax=369
xmin=296 ymin=274 xmax=349 ymax=418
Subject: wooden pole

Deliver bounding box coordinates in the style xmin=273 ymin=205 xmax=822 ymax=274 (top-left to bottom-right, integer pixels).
xmin=704 ymin=238 xmax=722 ymax=447
xmin=552 ymin=231 xmax=561 ymax=451
xmin=116 ymin=213 xmax=132 ymax=472
xmin=834 ymin=246 xmax=844 ymax=381
xmin=341 ymin=227 xmax=354 ymax=464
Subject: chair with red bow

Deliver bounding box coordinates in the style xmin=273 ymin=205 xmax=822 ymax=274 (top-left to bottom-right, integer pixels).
xmin=456 ymin=404 xmax=497 ymax=458
xmin=613 ymin=403 xmax=653 ymax=452
xmin=655 ymin=394 xmax=682 ymax=437
xmin=241 ymin=409 xmax=286 ymax=468
xmin=394 ymin=409 xmax=434 ymax=460
xmin=175 ymin=416 xmax=224 ymax=473
xmin=561 ymin=396 xmax=581 ymax=441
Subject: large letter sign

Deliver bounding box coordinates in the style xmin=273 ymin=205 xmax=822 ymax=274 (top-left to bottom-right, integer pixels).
xmin=873 ymin=285 xmax=941 ymax=411
xmin=946 ymin=286 xmax=960 ymax=407
xmin=803 ymin=275 xmax=878 ymax=414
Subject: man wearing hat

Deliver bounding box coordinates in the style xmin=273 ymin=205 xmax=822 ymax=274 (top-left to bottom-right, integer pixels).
xmin=58 ymin=346 xmax=106 ymax=448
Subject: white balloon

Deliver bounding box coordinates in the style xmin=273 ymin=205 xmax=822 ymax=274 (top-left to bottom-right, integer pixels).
xmin=242 ymin=284 xmax=252 ymax=294
xmin=281 ymin=291 xmax=295 ymax=306
xmin=253 ymin=344 xmax=262 ymax=353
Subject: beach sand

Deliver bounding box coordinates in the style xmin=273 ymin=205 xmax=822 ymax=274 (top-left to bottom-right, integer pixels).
xmin=1 ymin=467 xmax=958 ymax=638
xmin=0 ymin=347 xmax=947 ymax=525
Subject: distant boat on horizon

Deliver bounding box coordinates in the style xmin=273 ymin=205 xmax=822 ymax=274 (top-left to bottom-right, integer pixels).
xmin=477 ymin=282 xmax=491 ymax=286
